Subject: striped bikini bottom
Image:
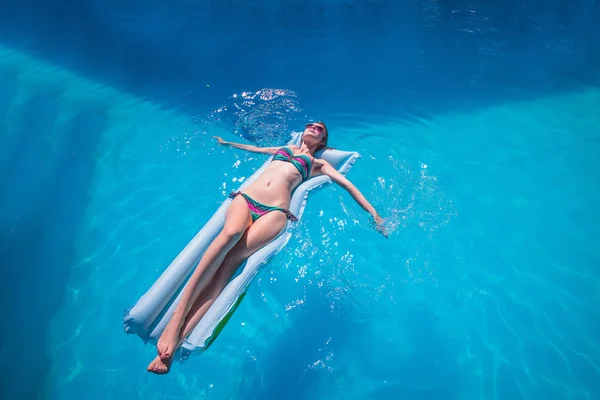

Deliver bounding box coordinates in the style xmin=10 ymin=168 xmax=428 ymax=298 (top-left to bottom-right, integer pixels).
xmin=229 ymin=191 xmax=298 ymax=222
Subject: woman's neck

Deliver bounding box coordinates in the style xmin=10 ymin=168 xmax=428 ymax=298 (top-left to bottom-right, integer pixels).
xmin=300 ymin=141 xmax=318 ymax=155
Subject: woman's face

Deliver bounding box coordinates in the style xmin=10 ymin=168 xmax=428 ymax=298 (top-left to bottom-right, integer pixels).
xmin=303 ymin=122 xmax=326 ymax=141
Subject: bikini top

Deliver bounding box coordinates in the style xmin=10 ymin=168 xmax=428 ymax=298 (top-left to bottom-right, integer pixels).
xmin=272 ymin=146 xmax=313 ymax=182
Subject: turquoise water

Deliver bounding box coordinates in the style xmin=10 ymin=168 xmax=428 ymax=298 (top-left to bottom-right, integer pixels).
xmin=2 ymin=46 xmax=599 ymax=399
xmin=1 ymin=1 xmax=600 ymax=399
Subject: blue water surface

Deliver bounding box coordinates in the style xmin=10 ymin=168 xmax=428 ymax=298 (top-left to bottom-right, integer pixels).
xmin=1 ymin=1 xmax=599 ymax=399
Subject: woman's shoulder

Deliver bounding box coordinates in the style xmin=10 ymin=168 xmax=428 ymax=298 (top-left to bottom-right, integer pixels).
xmin=312 ymin=157 xmax=330 ymax=167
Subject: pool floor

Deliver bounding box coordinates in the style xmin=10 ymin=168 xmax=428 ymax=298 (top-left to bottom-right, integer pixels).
xmin=1 ymin=45 xmax=599 ymax=400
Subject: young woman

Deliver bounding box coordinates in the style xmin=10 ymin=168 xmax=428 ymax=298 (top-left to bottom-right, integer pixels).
xmin=148 ymin=121 xmax=386 ymax=374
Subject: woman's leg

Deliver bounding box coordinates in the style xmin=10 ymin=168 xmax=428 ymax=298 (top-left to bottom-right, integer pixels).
xmin=156 ymin=195 xmax=252 ymax=361
xmin=147 ymin=209 xmax=288 ymax=374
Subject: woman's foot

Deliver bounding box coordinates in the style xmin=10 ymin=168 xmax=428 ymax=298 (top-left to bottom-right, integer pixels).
xmin=147 ymin=355 xmax=172 ymax=375
xmin=157 ymin=318 xmax=183 ymax=361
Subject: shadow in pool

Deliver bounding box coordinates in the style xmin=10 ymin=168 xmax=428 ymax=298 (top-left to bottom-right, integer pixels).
xmin=362 ymin=304 xmax=468 ymax=400
xmin=1 ymin=1 xmax=599 ymax=123
xmin=234 ymin=285 xmax=466 ymax=399
xmin=0 ymin=98 xmax=106 ymax=399
xmin=233 ymin=286 xmax=354 ymax=400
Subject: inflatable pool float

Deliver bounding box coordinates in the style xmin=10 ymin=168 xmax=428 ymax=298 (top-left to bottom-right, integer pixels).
xmin=123 ymin=131 xmax=360 ymax=360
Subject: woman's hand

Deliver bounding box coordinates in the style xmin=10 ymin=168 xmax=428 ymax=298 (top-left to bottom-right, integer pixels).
xmin=373 ymin=214 xmax=389 ymax=238
xmin=213 ymin=136 xmax=229 ymax=146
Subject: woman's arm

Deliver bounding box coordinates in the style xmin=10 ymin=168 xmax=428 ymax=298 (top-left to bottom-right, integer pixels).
xmin=315 ymin=159 xmax=388 ymax=237
xmin=213 ymin=136 xmax=281 ymax=155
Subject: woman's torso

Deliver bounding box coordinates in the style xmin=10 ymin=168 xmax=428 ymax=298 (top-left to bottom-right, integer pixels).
xmin=243 ymin=147 xmax=314 ymax=208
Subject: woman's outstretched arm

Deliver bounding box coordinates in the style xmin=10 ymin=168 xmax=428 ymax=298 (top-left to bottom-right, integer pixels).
xmin=315 ymin=159 xmax=388 ymax=237
xmin=214 ymin=136 xmax=281 ymax=155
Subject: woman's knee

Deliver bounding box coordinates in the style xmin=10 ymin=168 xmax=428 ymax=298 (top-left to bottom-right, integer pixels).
xmin=219 ymin=225 xmax=245 ymax=244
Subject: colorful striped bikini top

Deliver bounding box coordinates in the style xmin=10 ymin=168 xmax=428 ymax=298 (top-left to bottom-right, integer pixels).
xmin=272 ymin=146 xmax=313 ymax=181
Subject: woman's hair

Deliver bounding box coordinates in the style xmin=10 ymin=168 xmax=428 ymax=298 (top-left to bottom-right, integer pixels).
xmin=314 ymin=121 xmax=329 ymax=152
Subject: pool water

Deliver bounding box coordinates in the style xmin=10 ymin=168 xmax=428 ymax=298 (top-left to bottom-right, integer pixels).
xmin=1 ymin=1 xmax=599 ymax=399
